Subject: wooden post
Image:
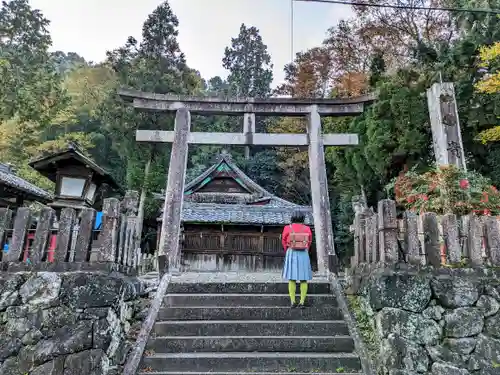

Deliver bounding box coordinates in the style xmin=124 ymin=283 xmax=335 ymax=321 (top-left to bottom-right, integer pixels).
xmin=157 ymin=108 xmax=191 ymax=275
xmin=308 ymin=105 xmax=337 ymax=275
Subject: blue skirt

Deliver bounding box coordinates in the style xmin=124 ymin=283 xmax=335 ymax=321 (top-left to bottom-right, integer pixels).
xmin=282 ymin=249 xmax=313 ymax=281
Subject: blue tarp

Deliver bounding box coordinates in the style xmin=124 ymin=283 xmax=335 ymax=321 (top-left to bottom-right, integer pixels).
xmin=95 ymin=211 xmax=103 ymax=230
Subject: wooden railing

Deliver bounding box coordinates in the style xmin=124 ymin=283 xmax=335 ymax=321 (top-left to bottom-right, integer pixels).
xmin=182 ymin=232 xmax=283 ymax=255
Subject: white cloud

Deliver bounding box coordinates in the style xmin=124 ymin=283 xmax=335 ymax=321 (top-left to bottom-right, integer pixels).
xmin=28 ymin=0 xmax=353 ymax=87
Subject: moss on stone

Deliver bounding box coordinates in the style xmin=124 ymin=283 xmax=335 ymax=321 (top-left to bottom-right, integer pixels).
xmin=347 ymin=295 xmax=380 ymax=363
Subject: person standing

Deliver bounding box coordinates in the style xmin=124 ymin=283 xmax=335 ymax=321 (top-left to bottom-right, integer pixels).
xmin=281 ymin=211 xmax=313 ymax=308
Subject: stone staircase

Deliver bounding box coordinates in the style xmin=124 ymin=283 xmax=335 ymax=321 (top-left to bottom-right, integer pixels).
xmin=138 ymin=280 xmax=362 ymax=375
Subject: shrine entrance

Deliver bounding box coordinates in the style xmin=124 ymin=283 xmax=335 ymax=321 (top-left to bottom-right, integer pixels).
xmin=119 ymin=89 xmax=374 ymax=275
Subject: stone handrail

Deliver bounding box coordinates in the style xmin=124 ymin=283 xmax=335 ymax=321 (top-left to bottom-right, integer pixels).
xmin=122 ymin=273 xmax=171 ymax=375
xmin=328 ymin=272 xmax=376 ymax=375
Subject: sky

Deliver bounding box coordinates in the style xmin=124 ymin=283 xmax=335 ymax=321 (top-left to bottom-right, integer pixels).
xmin=28 ymin=0 xmax=353 ymax=86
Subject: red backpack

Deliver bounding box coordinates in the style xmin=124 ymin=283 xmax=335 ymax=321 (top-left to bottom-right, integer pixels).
xmin=287 ymin=224 xmax=310 ymax=250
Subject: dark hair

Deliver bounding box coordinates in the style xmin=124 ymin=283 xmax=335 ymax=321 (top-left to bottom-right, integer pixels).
xmin=290 ymin=211 xmax=306 ymax=224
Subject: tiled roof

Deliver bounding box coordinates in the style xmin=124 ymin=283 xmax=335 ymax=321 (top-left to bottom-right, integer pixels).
xmin=0 ymin=164 xmax=52 ymax=201
xmin=181 ymin=202 xmax=313 ymax=225
xmin=29 ymin=143 xmax=122 ymax=191
xmin=183 ymin=151 xmax=297 ymax=208
xmin=155 ymin=152 xmax=313 ymax=225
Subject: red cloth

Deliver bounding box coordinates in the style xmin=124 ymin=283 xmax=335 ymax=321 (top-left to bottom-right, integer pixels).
xmin=281 ymin=223 xmax=312 ymax=252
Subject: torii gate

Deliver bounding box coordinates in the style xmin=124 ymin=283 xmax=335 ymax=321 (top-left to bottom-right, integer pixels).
xmin=119 ymin=89 xmax=374 ymax=276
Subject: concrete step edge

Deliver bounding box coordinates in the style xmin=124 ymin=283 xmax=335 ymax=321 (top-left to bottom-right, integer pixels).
xmin=155 ymin=320 xmax=346 ymax=325
xmin=165 ymin=293 xmax=331 ymax=296
xmin=139 ymin=373 xmax=361 ymax=375
xmin=160 ymin=306 xmax=340 ymax=309
xmin=150 ymin=335 xmax=353 ymax=339
xmin=144 ymin=352 xmax=360 ymax=358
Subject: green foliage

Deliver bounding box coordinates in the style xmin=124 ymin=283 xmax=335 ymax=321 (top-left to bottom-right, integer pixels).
xmin=222 ymin=23 xmax=273 ymax=98
xmin=0 ymin=0 xmax=67 ymax=124
xmin=390 ymin=164 xmax=500 ymax=215
xmin=347 ymin=295 xmax=379 ymax=364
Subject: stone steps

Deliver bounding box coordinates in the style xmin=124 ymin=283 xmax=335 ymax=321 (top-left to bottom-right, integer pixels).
xmin=140 ymin=352 xmax=361 ymax=373
xmin=153 ymin=320 xmax=350 ymax=336
xmin=147 ymin=336 xmax=355 ymax=353
xmin=158 ymin=305 xmax=344 ymax=321
xmin=163 ymin=293 xmax=337 ymax=307
xmin=139 ymin=281 xmax=362 ymax=374
xmin=166 ymin=282 xmax=332 ymax=294
xmin=141 ymin=373 xmax=361 ymax=375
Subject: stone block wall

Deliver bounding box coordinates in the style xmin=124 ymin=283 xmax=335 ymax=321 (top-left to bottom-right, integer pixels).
xmin=346 ymin=264 xmax=500 ymax=375
xmin=0 ymin=271 xmax=151 ymax=375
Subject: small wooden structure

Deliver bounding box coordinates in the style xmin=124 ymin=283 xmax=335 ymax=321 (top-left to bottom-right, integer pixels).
xmin=0 ymin=163 xmax=52 ymax=208
xmin=29 ymin=143 xmax=122 ymax=210
xmin=155 ymin=152 xmax=314 ymax=272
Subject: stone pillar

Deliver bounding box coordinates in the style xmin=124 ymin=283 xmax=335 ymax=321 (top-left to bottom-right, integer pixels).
xmin=377 ymin=200 xmax=398 ymax=263
xmin=31 ymin=207 xmax=55 ymax=263
xmin=422 ymin=212 xmax=441 ymax=267
xmin=404 ymin=212 xmax=420 ymax=265
xmin=56 ymin=208 xmax=77 ymax=262
xmin=308 ymin=105 xmax=337 ymax=275
xmin=96 ymin=198 xmax=120 ymax=263
xmin=427 ymin=82 xmax=466 ymax=170
xmin=442 ymin=213 xmax=461 ymax=264
xmin=243 ymin=112 xmax=255 ymax=160
xmin=158 ymin=107 xmax=191 ymax=275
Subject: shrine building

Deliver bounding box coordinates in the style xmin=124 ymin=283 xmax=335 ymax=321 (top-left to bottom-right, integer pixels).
xmin=155 ymin=152 xmax=315 ymax=272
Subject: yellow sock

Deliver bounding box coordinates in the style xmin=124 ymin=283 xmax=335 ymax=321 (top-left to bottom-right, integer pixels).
xmin=300 ymin=281 xmax=308 ymax=304
xmin=288 ymin=281 xmax=297 ymax=303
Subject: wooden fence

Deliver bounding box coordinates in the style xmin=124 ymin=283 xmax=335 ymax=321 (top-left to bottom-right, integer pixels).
xmin=0 ymin=191 xmax=150 ymax=274
xmin=352 ymin=199 xmax=500 ymax=267
xmin=182 ymin=232 xmax=283 ymax=255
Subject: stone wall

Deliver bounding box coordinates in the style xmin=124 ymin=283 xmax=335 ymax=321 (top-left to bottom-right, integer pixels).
xmin=346 ymin=264 xmax=500 ymax=375
xmin=0 ymin=271 xmax=151 ymax=375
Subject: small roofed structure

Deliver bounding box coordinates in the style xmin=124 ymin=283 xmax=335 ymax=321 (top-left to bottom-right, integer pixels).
xmin=0 ymin=163 xmax=52 ymax=207
xmin=29 ymin=143 xmax=122 ymax=210
xmin=155 ymin=151 xmax=315 ymax=272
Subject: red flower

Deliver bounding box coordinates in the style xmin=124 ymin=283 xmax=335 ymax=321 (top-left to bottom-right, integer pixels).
xmin=491 ymin=185 xmax=498 ymax=193
xmin=459 ymin=179 xmax=469 ymax=189
xmin=420 ymin=194 xmax=429 ymax=201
